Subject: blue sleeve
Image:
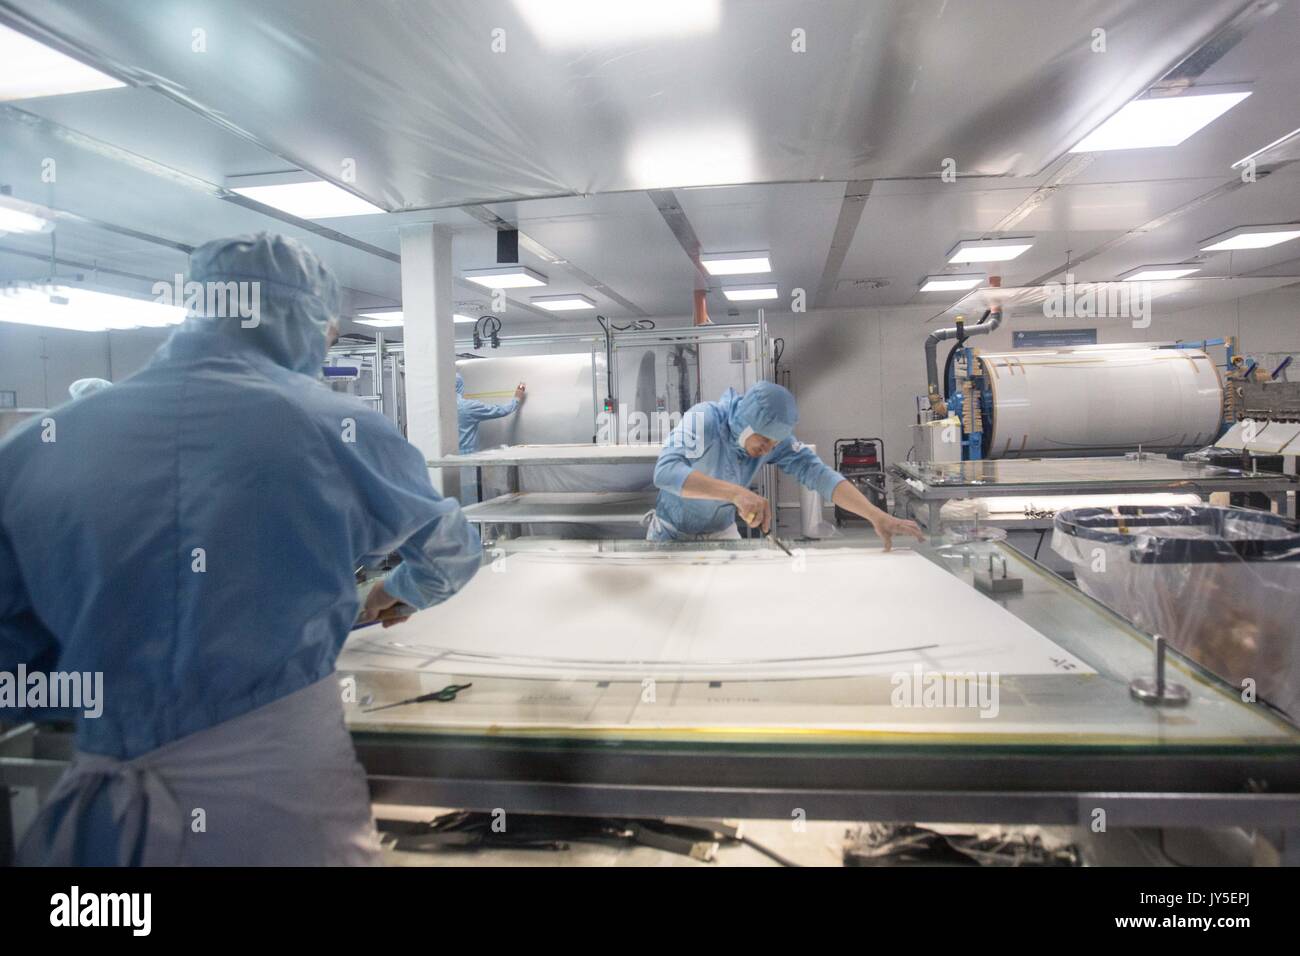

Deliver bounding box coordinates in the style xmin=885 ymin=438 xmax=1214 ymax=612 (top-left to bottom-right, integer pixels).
xmin=460 ymin=397 xmax=518 ymax=423
xmin=654 ymin=404 xmax=718 ymax=494
xmin=333 ymin=410 xmax=482 ymax=610
xmin=768 ymin=439 xmax=845 ymax=501
xmin=0 ymin=525 xmax=66 ymax=722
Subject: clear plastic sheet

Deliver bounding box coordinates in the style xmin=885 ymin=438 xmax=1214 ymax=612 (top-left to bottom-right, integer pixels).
xmin=1052 ymin=506 xmax=1300 ymax=721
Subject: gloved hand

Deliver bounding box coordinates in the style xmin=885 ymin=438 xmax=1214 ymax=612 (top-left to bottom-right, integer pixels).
xmin=731 ymin=487 xmax=772 ymax=533
xmin=358 ymin=580 xmax=416 ymax=629
xmin=870 ymin=513 xmax=925 ymax=551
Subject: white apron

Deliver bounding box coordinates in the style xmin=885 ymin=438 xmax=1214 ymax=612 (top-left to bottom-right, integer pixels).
xmin=19 ymin=674 xmax=381 ymax=866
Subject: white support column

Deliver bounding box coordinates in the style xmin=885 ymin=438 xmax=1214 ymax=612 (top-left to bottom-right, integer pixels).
xmin=399 ymin=223 xmax=460 ymax=498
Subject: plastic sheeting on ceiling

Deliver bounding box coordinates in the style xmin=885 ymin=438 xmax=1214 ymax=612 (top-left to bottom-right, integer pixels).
xmin=0 ymin=0 xmax=1256 ymax=210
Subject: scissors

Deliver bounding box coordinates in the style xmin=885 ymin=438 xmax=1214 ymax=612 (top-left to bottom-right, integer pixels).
xmin=363 ymin=683 xmax=472 ymax=712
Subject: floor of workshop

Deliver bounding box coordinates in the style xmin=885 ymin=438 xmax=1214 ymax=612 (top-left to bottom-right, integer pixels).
xmin=375 ymin=805 xmax=1273 ymax=867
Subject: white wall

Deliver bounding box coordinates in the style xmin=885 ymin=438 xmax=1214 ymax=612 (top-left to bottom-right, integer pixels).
xmin=5 ymin=282 xmax=1297 ymax=464
xmin=0 ymin=324 xmax=170 ymax=408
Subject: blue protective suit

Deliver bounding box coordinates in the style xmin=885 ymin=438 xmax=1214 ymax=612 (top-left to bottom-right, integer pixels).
xmin=456 ymin=373 xmax=518 ymax=454
xmin=649 ymin=382 xmax=844 ymax=540
xmin=0 ymin=233 xmax=482 ymax=762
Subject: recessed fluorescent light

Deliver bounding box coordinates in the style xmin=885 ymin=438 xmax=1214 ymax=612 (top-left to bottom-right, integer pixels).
xmin=920 ymin=274 xmax=984 ymax=292
xmin=1120 ymin=265 xmax=1202 ymax=281
xmin=0 ymin=197 xmax=54 ymax=235
xmin=355 ymin=311 xmax=482 ymax=326
xmin=229 ymin=180 xmax=385 ymax=219
xmin=0 ymin=284 xmax=185 ymax=332
xmin=0 ymin=23 xmax=126 ymax=100
xmin=946 ymin=238 xmax=1034 ymax=263
xmin=700 ymin=251 xmax=772 ymax=276
xmin=1199 ymin=223 xmax=1300 ymax=252
xmin=512 ymin=0 xmax=720 ymax=48
xmin=628 ymin=125 xmax=755 ymax=189
xmin=721 ymin=284 xmax=778 ymax=302
xmin=463 ymin=265 xmax=548 ymax=289
xmin=1070 ymin=90 xmax=1251 ymax=152
xmin=355 ymin=311 xmax=404 ymax=328
xmin=531 ymin=293 xmax=596 ymax=311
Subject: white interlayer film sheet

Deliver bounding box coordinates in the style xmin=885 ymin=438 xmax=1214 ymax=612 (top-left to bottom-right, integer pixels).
xmin=341 ymin=549 xmax=1092 ymax=681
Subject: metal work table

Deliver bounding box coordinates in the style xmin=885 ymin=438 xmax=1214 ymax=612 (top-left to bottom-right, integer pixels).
xmin=893 ymin=456 xmax=1296 ymax=540
xmin=429 ymin=443 xmax=662 ymax=519
xmin=336 ymin=538 xmax=1300 ymax=858
xmin=460 ymin=491 xmax=656 ymax=533
xmin=427 ymin=443 xmax=663 ymax=469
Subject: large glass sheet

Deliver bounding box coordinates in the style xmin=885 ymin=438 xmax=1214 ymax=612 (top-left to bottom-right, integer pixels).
xmin=340 ymin=538 xmax=1300 ymax=753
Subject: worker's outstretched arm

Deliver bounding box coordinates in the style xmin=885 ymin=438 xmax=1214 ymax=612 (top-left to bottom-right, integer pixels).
xmin=831 ymin=481 xmax=924 ymax=551
xmin=381 ymin=500 xmax=482 ymax=608
xmin=768 ymin=439 xmax=845 ymax=502
xmin=332 ymin=410 xmax=482 ymax=625
xmin=460 ymin=396 xmax=518 ymax=423
xmin=768 ymin=440 xmax=922 ymax=550
xmin=460 ymin=384 xmax=524 ymax=424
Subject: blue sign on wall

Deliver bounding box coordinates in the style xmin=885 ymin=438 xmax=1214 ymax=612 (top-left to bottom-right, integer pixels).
xmin=1012 ymin=328 xmax=1098 ymax=348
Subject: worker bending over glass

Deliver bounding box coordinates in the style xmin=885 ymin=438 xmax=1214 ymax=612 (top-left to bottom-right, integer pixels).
xmin=648 ymin=381 xmax=924 ymax=548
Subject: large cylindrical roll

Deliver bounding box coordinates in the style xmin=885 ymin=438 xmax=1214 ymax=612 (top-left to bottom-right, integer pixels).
xmin=979 ymin=347 xmax=1223 ymax=458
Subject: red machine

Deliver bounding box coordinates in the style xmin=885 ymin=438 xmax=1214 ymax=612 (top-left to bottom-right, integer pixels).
xmin=834 ymin=437 xmax=886 ymax=525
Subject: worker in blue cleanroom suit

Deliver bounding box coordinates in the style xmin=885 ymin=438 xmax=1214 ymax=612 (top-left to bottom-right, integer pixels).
xmin=67 ymin=377 xmax=113 ymax=400
xmin=648 ymin=381 xmax=924 ymax=548
xmin=0 ymin=233 xmax=482 ymax=866
xmin=456 ymin=372 xmax=525 ymax=454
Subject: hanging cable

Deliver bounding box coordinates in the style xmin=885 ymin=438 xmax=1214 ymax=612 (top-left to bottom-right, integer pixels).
xmin=473 ymin=314 xmax=502 ymax=350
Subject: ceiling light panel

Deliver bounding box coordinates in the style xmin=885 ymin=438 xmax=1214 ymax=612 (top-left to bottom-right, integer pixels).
xmin=463 ymin=266 xmax=548 ymax=289
xmin=700 ymin=251 xmax=772 ymax=276
xmin=1199 ymin=223 xmax=1300 ymax=252
xmin=920 ymin=274 xmax=985 ymax=292
xmin=721 ymin=284 xmax=778 ymax=302
xmin=946 ymin=238 xmax=1034 ymax=263
xmin=1069 ymin=90 xmax=1251 ymax=152
xmin=531 ymin=293 xmax=596 ymax=311
xmin=0 ymin=23 xmax=125 ymax=100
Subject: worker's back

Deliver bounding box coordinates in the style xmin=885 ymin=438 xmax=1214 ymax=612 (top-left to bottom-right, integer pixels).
xmin=0 ymin=327 xmax=433 ymax=759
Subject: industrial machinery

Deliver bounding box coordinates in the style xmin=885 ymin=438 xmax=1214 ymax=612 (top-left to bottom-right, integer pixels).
xmin=833 ymin=437 xmax=886 ymax=525
xmin=916 ymin=306 xmax=1232 ymax=462
xmin=1217 ymin=356 xmax=1300 ymax=460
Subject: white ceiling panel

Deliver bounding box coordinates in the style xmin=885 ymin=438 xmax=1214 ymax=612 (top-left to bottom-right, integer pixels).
xmin=488 ymin=192 xmax=695 ymax=319
xmin=1079 ymin=161 xmax=1300 ymax=280
xmin=0 ymin=0 xmax=1254 ymax=206
xmin=1069 ymin=0 xmax=1300 ymax=185
xmin=834 ymin=184 xmax=1044 ymax=307
xmin=1 ymin=0 xmax=1297 ymax=339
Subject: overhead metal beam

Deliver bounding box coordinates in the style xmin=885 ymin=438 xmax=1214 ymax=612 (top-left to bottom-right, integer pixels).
xmin=1024 ymin=171 xmax=1281 ymax=287
xmin=812 ymin=179 xmax=873 ymax=309
xmin=0 ymin=242 xmax=171 ymax=285
xmin=647 ymin=188 xmax=710 ymax=292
